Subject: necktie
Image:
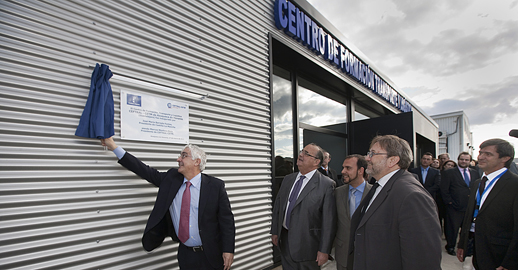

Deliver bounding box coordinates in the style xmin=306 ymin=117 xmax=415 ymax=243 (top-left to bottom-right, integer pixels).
xmin=358 ymin=182 xmax=380 ymax=220
xmin=178 ymin=181 xmax=192 ymax=243
xmin=349 ymin=182 xmax=380 ymax=251
xmin=422 ymin=168 xmax=427 ymax=184
xmin=349 ymin=188 xmax=357 ymax=218
xmin=286 ymin=175 xmax=305 ymax=229
xmin=463 ymin=168 xmax=470 ymax=187
xmin=478 ymin=176 xmax=488 ymax=198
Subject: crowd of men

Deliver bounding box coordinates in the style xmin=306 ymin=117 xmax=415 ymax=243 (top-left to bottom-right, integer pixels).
xmin=272 ymin=136 xmax=517 ymax=270
xmin=99 ymin=135 xmax=517 ymax=270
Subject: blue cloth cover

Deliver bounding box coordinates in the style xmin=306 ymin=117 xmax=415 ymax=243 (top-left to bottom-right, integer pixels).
xmin=75 ymin=63 xmax=114 ymax=139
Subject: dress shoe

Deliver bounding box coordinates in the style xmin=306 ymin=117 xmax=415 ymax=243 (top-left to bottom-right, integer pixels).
xmin=446 ymin=248 xmax=455 ymax=256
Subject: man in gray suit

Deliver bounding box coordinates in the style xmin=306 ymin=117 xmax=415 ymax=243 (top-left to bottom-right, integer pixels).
xmin=271 ymin=143 xmax=337 ymax=269
xmin=334 ymin=154 xmax=372 ymax=270
xmin=349 ymin=135 xmax=442 ymax=270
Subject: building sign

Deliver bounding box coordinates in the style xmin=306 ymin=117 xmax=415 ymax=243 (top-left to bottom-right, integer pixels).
xmin=274 ymin=0 xmax=412 ymax=113
xmin=120 ymin=90 xmax=189 ymax=144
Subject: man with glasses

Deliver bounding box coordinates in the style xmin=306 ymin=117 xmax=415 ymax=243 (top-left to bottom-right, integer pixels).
xmin=100 ymin=137 xmax=235 ymax=270
xmin=457 ymin=139 xmax=518 ymax=270
xmin=348 ymin=135 xmax=442 ymax=270
xmin=271 ymin=143 xmax=337 ymax=269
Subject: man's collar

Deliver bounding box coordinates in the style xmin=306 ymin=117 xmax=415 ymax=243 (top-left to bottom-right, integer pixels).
xmin=184 ymin=173 xmax=202 ymax=187
xmin=377 ymin=169 xmax=400 ymax=187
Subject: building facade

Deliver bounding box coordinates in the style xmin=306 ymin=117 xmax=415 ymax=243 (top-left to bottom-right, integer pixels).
xmin=0 ymin=1 xmax=437 ymax=269
xmin=431 ymin=111 xmax=474 ymax=161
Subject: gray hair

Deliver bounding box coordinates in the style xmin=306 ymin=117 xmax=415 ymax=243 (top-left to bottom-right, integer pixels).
xmin=184 ymin=144 xmax=207 ymax=171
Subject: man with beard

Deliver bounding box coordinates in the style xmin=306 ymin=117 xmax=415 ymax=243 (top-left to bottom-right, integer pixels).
xmin=348 ymin=135 xmax=442 ymax=270
xmin=271 ymin=143 xmax=336 ymax=269
xmin=440 ymin=152 xmax=480 ymax=256
xmin=334 ymin=154 xmax=372 ymax=270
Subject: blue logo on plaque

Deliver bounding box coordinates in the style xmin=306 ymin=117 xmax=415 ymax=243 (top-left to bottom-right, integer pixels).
xmin=167 ymin=103 xmax=172 ymax=108
xmin=127 ymin=94 xmax=141 ymax=106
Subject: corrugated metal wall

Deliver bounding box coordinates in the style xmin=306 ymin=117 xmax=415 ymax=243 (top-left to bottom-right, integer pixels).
xmin=1 ymin=0 xmax=275 ymax=269
xmin=434 ymin=115 xmax=463 ymax=158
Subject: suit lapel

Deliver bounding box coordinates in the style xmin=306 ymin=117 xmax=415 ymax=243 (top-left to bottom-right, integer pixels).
xmin=295 ymin=172 xmax=318 ymax=206
xmin=198 ymin=174 xmax=210 ymax=219
xmin=358 ymin=170 xmax=403 ymax=228
xmin=167 ymin=175 xmax=184 ymax=207
xmin=479 ymin=171 xmax=510 ymax=213
xmin=453 ymin=168 xmax=467 ymax=187
xmin=342 ymin=185 xmax=351 ymax=218
xmin=280 ymin=174 xmax=297 ymax=214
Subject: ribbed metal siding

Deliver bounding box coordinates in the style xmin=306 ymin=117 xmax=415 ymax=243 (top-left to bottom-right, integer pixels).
xmin=1 ymin=0 xmax=274 ymax=269
xmin=435 ymin=115 xmax=463 ymax=157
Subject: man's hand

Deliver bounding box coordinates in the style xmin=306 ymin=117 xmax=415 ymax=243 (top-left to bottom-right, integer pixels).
xmin=496 ymin=267 xmax=508 ymax=270
xmin=456 ymin=248 xmax=464 ymax=262
xmin=222 ymin=252 xmax=234 ymax=270
xmin=100 ymin=137 xmax=117 ymax=151
xmin=316 ymin=251 xmax=329 ymax=266
xmin=271 ymin=235 xmax=278 ymax=246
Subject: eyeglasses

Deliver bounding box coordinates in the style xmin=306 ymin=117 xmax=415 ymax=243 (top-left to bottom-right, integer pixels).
xmin=178 ymin=153 xmax=191 ymax=159
xmin=299 ymin=150 xmax=318 ymax=159
xmin=366 ymin=151 xmax=388 ymax=158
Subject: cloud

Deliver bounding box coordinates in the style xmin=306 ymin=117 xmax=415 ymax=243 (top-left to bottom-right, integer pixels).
xmin=309 ymin=0 xmax=518 ymax=78
xmin=419 ymin=75 xmax=518 ymax=125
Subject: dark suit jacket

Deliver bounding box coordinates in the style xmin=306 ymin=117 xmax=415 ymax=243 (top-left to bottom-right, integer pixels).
xmin=334 ymin=181 xmax=372 ymax=269
xmin=118 ymin=152 xmax=235 ymax=268
xmin=271 ymin=170 xmax=336 ymax=262
xmin=318 ymin=167 xmax=343 ymax=187
xmin=409 ymin=166 xmax=441 ymax=199
xmin=458 ymin=170 xmax=518 ymax=269
xmin=351 ymin=170 xmax=442 ymax=270
xmin=440 ymin=167 xmax=480 ymax=211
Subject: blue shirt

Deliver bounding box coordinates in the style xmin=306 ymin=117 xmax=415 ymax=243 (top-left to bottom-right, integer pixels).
xmin=113 ymin=146 xmax=202 ymax=247
xmin=421 ymin=166 xmax=429 ymax=183
xmin=170 ymin=174 xmax=202 ymax=247
xmin=349 ymin=180 xmax=367 ymax=212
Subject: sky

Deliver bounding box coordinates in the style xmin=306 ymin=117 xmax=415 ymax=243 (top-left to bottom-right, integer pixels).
xmin=307 ymin=0 xmax=518 ymax=159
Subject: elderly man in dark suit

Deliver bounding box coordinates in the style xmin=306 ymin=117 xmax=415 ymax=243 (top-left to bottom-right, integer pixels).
xmin=457 ymin=139 xmax=518 ymax=270
xmin=409 ymin=152 xmax=441 ymax=199
xmin=271 ymin=143 xmax=336 ymax=269
xmin=101 ymin=137 xmax=235 ymax=270
xmin=348 ymin=135 xmax=442 ymax=270
xmin=440 ymin=151 xmax=480 ymax=256
xmin=334 ymin=154 xmax=372 ymax=270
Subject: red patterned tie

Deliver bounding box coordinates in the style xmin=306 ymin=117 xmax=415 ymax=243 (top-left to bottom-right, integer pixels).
xmin=178 ymin=182 xmax=192 ymax=243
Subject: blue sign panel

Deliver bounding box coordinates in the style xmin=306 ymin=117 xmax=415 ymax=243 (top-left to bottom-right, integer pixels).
xmin=274 ymin=0 xmax=412 ymax=113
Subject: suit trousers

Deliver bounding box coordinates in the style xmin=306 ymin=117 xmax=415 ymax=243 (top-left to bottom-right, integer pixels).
xmin=444 ymin=206 xmax=465 ymax=249
xmin=178 ymin=243 xmax=222 ymax=270
xmin=280 ymin=228 xmax=319 ymax=270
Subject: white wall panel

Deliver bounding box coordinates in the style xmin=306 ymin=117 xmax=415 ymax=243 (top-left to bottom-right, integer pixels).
xmin=1 ymin=0 xmax=274 ymax=269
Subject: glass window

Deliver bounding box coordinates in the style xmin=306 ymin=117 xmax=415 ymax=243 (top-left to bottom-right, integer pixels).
xmin=354 ymin=111 xmax=370 ymax=121
xmin=272 ymin=70 xmax=294 ymax=177
xmin=298 ymin=86 xmax=347 ymax=132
